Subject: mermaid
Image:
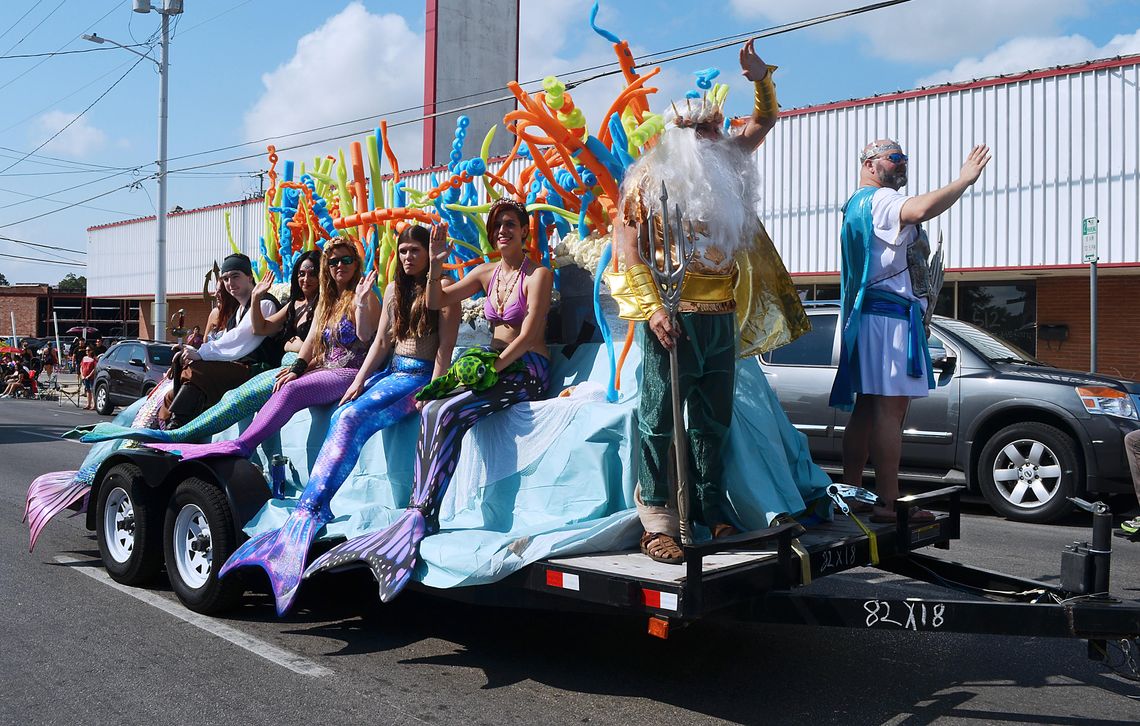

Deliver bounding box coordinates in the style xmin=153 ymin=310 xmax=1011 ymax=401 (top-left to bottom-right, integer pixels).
xmin=74 ymin=251 xmax=321 ymax=446
xmin=219 ymin=225 xmax=460 ymax=614
xmin=304 ymin=197 xmax=553 ymax=603
xmin=147 ymin=239 xmax=379 ymax=461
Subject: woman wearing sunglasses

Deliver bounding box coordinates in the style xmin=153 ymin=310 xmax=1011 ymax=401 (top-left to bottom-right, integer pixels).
xmin=218 ymin=225 xmax=461 ymax=614
xmin=76 ymin=251 xmax=324 ymax=446
xmin=149 ymin=240 xmax=380 ymax=460
xmin=304 ymin=198 xmax=553 ymax=603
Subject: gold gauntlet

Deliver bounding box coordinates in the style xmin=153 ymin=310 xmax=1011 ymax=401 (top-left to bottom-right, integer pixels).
xmin=753 ymin=65 xmax=779 ymax=121
xmin=625 ymin=263 xmax=664 ymax=320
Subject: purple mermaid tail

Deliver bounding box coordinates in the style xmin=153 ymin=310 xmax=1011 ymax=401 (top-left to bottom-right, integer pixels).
xmin=146 ymin=439 xmax=248 ymax=461
xmin=219 ymin=508 xmax=325 ymax=615
xmin=24 ymin=471 xmax=90 ymax=552
xmin=303 ymin=509 xmax=425 ymax=603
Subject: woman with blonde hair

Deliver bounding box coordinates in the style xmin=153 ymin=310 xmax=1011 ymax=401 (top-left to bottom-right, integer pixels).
xmin=150 ymin=240 xmax=379 ymax=460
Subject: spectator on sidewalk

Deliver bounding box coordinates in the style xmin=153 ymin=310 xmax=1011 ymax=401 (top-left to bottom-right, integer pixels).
xmin=80 ymin=346 xmax=99 ymax=410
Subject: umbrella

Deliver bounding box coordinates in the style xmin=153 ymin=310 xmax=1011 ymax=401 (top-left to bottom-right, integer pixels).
xmin=0 ymin=345 xmax=19 ymax=355
xmin=65 ymin=326 xmax=99 ymax=335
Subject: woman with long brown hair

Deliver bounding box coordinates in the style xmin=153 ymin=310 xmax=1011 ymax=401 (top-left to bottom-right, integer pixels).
xmin=217 ymin=225 xmax=459 ymax=614
xmin=149 ymin=239 xmax=380 ymax=460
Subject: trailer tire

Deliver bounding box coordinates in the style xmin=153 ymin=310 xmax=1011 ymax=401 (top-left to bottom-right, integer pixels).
xmin=163 ymin=477 xmax=243 ymax=614
xmin=977 ymin=422 xmax=1078 ymax=523
xmin=95 ymin=462 xmax=164 ymax=585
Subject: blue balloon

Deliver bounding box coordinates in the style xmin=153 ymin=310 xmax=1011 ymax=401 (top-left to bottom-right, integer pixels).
xmin=593 ymin=242 xmax=618 ymax=402
xmin=589 ymin=1 xmax=621 ymax=44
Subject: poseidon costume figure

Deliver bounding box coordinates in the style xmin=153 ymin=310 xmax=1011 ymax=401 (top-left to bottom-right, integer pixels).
xmin=613 ymin=39 xmax=809 ymax=563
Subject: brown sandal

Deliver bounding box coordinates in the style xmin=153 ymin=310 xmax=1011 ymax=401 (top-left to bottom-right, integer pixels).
xmin=640 ymin=531 xmax=684 ymax=564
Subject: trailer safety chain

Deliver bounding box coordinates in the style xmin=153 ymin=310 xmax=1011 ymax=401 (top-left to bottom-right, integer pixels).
xmin=1122 ymin=638 xmax=1140 ymax=682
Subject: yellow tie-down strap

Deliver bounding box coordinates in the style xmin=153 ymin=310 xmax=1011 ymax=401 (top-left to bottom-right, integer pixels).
xmin=790 ymin=537 xmax=812 ymax=586
xmin=848 ymin=514 xmax=880 ymax=565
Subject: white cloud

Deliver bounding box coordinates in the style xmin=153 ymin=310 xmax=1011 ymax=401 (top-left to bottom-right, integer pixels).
xmin=34 ymin=111 xmax=108 ymax=157
xmin=242 ymin=2 xmax=424 ymax=171
xmin=729 ymin=0 xmax=1090 ymax=62
xmin=917 ymin=28 xmax=1140 ymax=86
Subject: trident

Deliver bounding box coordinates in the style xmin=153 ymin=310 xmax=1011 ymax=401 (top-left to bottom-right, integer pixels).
xmin=640 ymin=181 xmax=697 ymax=545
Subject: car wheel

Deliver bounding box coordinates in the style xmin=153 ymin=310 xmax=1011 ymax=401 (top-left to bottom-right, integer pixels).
xmin=164 ymin=477 xmax=244 ymax=614
xmin=977 ymin=422 xmax=1079 ymax=523
xmin=95 ymin=463 xmax=164 ymax=585
xmin=94 ymin=382 xmax=113 ymax=415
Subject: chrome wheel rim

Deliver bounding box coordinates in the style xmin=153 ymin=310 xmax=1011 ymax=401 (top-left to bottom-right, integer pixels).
xmin=95 ymin=386 xmax=107 ymax=411
xmin=991 ymin=438 xmax=1064 ymax=510
xmin=172 ymin=503 xmax=212 ymax=590
xmin=103 ymin=487 xmax=135 ymax=563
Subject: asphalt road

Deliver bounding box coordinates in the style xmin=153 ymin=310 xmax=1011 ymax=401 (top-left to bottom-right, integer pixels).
xmin=2 ymin=397 xmax=1139 ymax=726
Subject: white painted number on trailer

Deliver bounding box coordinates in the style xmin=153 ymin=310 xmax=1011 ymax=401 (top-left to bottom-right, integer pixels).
xmin=864 ymin=600 xmax=945 ymax=630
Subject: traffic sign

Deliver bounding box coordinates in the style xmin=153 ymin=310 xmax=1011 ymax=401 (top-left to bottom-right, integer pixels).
xmin=1082 ymin=217 xmax=1098 ymax=263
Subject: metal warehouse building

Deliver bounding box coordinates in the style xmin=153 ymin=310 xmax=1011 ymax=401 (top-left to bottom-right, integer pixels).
xmin=88 ymin=54 xmax=1140 ymax=379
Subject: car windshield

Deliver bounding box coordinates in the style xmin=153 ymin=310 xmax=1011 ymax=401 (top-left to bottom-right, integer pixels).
xmin=935 ymin=318 xmax=1042 ymax=365
xmin=147 ymin=345 xmax=174 ymax=366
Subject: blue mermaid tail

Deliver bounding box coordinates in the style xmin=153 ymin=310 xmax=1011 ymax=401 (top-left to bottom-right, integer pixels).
xmin=222 ymin=355 xmax=432 ymax=614
xmin=24 ymin=469 xmax=93 ymax=552
xmin=219 ymin=507 xmax=325 ymax=615
xmin=77 ymin=422 xmax=173 ymax=443
xmin=303 ymin=508 xmax=425 ymax=603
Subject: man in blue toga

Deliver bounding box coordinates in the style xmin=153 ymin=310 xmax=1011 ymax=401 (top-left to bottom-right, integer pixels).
xmin=830 ymin=139 xmax=990 ymax=522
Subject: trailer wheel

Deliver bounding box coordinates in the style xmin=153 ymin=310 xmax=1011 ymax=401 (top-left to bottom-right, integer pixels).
xmin=164 ymin=477 xmax=243 ymax=614
xmin=977 ymin=422 xmax=1078 ymax=523
xmin=95 ymin=463 xmax=163 ymax=585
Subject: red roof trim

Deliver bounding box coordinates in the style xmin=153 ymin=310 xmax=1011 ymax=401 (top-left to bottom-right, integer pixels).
xmin=86 ymin=196 xmax=263 ymax=232
xmin=777 ymin=54 xmax=1140 ymax=120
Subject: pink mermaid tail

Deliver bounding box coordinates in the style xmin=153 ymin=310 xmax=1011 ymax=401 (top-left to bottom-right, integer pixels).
xmin=218 ymin=508 xmax=325 ymax=615
xmin=24 ymin=471 xmax=91 ymax=552
xmin=146 ymin=439 xmax=248 ymax=461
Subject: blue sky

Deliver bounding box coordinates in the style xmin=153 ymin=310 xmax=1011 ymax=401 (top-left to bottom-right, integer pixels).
xmin=2 ymin=0 xmax=1139 ymax=285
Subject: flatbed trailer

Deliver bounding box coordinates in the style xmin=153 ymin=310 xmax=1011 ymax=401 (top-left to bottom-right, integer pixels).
xmin=82 ymin=449 xmax=1140 ymax=679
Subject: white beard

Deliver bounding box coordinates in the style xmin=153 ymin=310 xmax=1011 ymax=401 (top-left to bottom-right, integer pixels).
xmin=621 ymin=127 xmax=761 ymax=255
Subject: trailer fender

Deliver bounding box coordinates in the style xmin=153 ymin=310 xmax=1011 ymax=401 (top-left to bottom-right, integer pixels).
xmin=160 ymin=457 xmax=272 ymax=535
xmin=86 ymin=449 xmax=181 ymax=531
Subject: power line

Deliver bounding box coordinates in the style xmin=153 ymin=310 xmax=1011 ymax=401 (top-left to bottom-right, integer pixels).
xmin=0 ymin=166 xmax=143 ymax=212
xmin=0 ymin=145 xmax=136 ymax=172
xmin=0 ymin=53 xmax=147 ymax=175
xmin=0 ymin=234 xmax=86 ymax=256
xmin=0 ymin=250 xmax=86 ymax=267
xmin=0 ymin=0 xmax=67 ymax=57
xmin=0 ymin=1 xmax=46 ymax=45
xmin=0 ymin=43 xmax=147 ymax=60
xmin=0 ymin=178 xmax=148 ymax=229
xmin=157 ymin=0 xmax=915 ymax=173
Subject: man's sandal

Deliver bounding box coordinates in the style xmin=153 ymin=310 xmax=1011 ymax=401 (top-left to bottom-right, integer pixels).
xmin=640 ymin=531 xmax=684 ymax=564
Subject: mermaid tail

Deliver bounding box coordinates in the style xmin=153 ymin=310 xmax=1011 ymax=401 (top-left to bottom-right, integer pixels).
xmin=219 ymin=508 xmax=326 ymax=615
xmin=147 ymin=439 xmax=248 ymax=461
xmin=303 ymin=508 xmax=425 ymax=603
xmin=24 ymin=470 xmax=93 ymax=551
xmin=78 ymin=422 xmax=173 ymax=443
xmin=78 ymin=365 xmax=286 ymax=445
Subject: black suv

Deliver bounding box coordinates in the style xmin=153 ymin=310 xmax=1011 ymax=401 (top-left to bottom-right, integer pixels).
xmin=759 ymin=305 xmax=1140 ymax=523
xmin=92 ymin=340 xmax=175 ymax=415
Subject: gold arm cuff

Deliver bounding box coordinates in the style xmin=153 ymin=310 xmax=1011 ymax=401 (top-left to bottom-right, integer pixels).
xmin=605 ymin=269 xmax=647 ymax=321
xmin=753 ymin=65 xmax=779 ymax=121
xmin=625 ymin=263 xmax=664 ymax=321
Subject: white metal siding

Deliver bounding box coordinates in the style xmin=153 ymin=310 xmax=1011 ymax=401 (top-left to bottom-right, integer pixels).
xmin=757 ymin=59 xmax=1140 ymax=274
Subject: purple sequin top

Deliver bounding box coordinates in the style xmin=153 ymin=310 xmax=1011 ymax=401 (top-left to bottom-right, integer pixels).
xmin=322 ymin=314 xmax=369 ymax=369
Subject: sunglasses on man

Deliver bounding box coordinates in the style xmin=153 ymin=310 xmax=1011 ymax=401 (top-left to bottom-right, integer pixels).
xmin=875 ymin=152 xmax=908 ymax=164
xmin=327 ymin=255 xmax=356 ymax=268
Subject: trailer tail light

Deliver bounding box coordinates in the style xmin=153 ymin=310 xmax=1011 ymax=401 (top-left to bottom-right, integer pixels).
xmin=647 ymin=616 xmax=670 ymax=639
xmin=544 ymin=569 xmax=580 ymax=591
xmin=641 ymin=588 xmax=678 ymax=611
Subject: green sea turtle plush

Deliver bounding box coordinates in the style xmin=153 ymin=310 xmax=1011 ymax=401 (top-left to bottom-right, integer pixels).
xmin=415 ymin=349 xmax=524 ymax=401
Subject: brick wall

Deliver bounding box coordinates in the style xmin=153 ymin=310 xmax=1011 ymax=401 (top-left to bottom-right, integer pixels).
xmin=0 ymin=285 xmax=48 ymax=338
xmin=1035 ymin=274 xmax=1140 ymax=381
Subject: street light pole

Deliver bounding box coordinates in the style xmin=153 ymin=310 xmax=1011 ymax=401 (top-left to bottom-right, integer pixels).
xmin=154 ymin=9 xmax=170 ymax=342
xmin=83 ymin=0 xmax=183 ymax=342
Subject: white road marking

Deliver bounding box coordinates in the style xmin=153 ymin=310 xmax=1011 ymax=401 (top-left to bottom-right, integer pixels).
xmin=23 ymin=430 xmax=87 ymax=445
xmin=55 ymin=555 xmax=333 ymax=678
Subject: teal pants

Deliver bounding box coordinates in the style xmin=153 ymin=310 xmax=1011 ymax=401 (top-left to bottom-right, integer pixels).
xmin=637 ymin=311 xmax=736 ymax=527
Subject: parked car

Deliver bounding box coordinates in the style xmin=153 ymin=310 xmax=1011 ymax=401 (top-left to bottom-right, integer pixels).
xmin=759 ymin=304 xmax=1140 ymax=523
xmin=91 ymin=340 xmax=176 ymax=415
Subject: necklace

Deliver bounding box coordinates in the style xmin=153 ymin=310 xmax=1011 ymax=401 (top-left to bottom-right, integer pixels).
xmin=494 ymin=259 xmax=526 ymax=315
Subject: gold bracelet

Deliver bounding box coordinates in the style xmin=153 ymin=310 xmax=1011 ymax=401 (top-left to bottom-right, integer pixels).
xmin=753 ymin=65 xmax=779 ymax=121
xmin=625 ymin=263 xmax=664 ymax=320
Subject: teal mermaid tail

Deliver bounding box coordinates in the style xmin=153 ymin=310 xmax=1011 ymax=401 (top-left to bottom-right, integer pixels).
xmin=218 ymin=507 xmax=326 ymax=615
xmin=77 ymin=363 xmax=287 ymax=445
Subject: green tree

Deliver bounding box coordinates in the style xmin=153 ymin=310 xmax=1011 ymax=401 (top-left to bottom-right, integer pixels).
xmin=0 ymin=271 xmax=8 ymax=286
xmin=57 ymin=273 xmax=87 ymax=292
